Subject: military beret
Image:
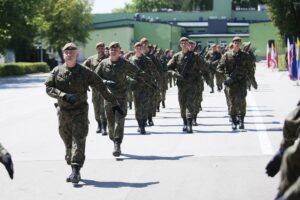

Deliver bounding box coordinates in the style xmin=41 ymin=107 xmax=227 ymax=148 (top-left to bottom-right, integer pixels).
xmin=108 ymin=41 xmax=121 ymax=49
xmin=179 ymin=37 xmax=189 ymax=42
xmin=96 ymin=42 xmax=105 ymax=48
xmin=134 ymin=42 xmax=142 ymax=48
xmin=63 ymin=42 xmax=77 ymax=51
xmin=140 ymin=37 xmax=149 ymax=43
xmin=189 ymin=40 xmax=196 ymax=45
xmin=232 ymin=36 xmax=241 ymax=42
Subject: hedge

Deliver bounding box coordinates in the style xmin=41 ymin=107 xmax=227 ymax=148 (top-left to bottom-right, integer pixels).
xmin=0 ymin=62 xmax=49 ymax=77
xmin=278 ymin=54 xmax=287 ymax=71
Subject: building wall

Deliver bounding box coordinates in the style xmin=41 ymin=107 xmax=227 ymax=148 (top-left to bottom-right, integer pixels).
xmin=83 ymin=26 xmax=134 ymax=58
xmin=249 ymin=22 xmax=281 ymax=57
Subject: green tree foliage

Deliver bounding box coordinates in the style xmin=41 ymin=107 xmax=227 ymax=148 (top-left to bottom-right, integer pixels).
xmin=266 ymin=0 xmax=300 ymax=39
xmin=35 ymin=0 xmax=93 ymax=61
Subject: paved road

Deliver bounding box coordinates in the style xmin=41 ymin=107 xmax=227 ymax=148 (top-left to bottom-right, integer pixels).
xmin=0 ymin=62 xmax=299 ymax=200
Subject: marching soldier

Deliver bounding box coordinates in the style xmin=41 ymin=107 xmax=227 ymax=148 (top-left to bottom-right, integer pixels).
xmin=216 ymin=37 xmax=253 ymax=130
xmin=167 ymin=37 xmax=209 ymax=133
xmin=45 ymin=42 xmax=122 ymax=183
xmin=83 ymin=42 xmax=108 ymax=135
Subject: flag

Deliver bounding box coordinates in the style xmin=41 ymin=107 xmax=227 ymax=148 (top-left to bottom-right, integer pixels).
xmin=287 ymin=38 xmax=292 ymax=70
xmin=266 ymin=43 xmax=271 ymax=67
xmin=271 ymin=43 xmax=277 ymax=68
xmin=289 ymin=39 xmax=298 ymax=80
xmin=297 ymin=37 xmax=300 ymax=79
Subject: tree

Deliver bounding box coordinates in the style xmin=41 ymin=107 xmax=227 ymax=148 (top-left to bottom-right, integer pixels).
xmin=34 ymin=0 xmax=93 ymax=61
xmin=266 ymin=0 xmax=300 ymax=39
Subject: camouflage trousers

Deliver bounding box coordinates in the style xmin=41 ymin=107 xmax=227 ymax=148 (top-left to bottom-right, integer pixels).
xmin=92 ymin=89 xmax=106 ymax=123
xmin=148 ymin=89 xmax=158 ymax=117
xmin=133 ymin=86 xmax=151 ymax=120
xmin=225 ymin=83 xmax=247 ymax=116
xmin=105 ymin=98 xmax=127 ymax=143
xmin=127 ymin=87 xmax=133 ymax=103
xmin=57 ymin=105 xmax=89 ymax=167
xmin=178 ymin=84 xmax=197 ymax=119
xmin=277 ymin=141 xmax=300 ymax=200
xmin=209 ymin=70 xmax=215 ymax=88
xmin=193 ymin=80 xmax=204 ymax=115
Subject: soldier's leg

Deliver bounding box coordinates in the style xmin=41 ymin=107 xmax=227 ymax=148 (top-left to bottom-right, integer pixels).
xmin=99 ymin=95 xmax=107 ymax=136
xmin=133 ymin=90 xmax=143 ymax=133
xmin=58 ymin=110 xmax=72 ymax=165
xmin=92 ymin=91 xmax=102 ymax=133
xmin=209 ymin=71 xmax=215 ymax=93
xmin=228 ymin=87 xmax=238 ymax=130
xmin=178 ymin=86 xmax=188 ymax=132
xmin=186 ymin=87 xmax=197 ymax=133
xmin=104 ymin=101 xmax=115 ymax=142
xmin=113 ymin=99 xmax=127 ymax=156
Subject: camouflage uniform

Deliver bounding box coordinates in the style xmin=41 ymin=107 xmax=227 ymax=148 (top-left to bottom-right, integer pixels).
xmin=216 ymin=49 xmax=252 ymax=129
xmin=83 ymin=53 xmax=108 ymax=133
xmin=130 ymin=54 xmax=160 ymax=133
xmin=205 ymin=50 xmax=222 ymax=92
xmin=95 ymin=57 xmax=146 ymax=143
xmin=167 ymin=50 xmax=209 ymax=133
xmin=45 ymin=63 xmax=118 ymax=167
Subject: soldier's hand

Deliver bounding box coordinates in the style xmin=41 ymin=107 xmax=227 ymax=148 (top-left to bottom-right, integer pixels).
xmin=224 ymin=78 xmax=233 ymax=86
xmin=112 ymin=105 xmax=125 ymax=117
xmin=63 ymin=94 xmax=77 ymax=105
xmin=265 ymin=150 xmax=283 ymax=177
xmin=0 ymin=153 xmax=14 ymax=179
xmin=104 ymin=80 xmax=116 ymax=88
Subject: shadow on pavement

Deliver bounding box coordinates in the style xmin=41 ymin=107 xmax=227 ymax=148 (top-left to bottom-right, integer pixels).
xmin=0 ymin=74 xmax=47 ymax=89
xmin=79 ymin=180 xmax=160 ymax=188
xmin=119 ymin=153 xmax=194 ymax=161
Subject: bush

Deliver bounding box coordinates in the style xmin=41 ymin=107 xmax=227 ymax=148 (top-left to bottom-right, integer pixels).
xmin=0 ymin=62 xmax=49 ymax=77
xmin=278 ymin=54 xmax=287 ymax=71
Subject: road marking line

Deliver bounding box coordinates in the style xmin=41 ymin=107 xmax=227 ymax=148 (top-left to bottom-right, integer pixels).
xmin=248 ymin=92 xmax=274 ymax=155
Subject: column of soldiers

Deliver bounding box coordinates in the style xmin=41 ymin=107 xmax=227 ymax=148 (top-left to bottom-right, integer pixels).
xmin=43 ymin=36 xmax=261 ymax=184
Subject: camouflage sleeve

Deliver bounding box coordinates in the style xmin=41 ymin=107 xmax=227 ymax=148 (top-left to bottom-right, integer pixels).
xmin=87 ymin=68 xmax=118 ymax=106
xmin=280 ymin=105 xmax=300 ymax=150
xmin=167 ymin=54 xmax=178 ymax=76
xmin=44 ymin=67 xmax=66 ymax=100
xmin=0 ymin=143 xmax=8 ymax=157
xmin=150 ymin=60 xmax=161 ymax=82
xmin=216 ymin=53 xmax=227 ymax=75
xmin=282 ymin=176 xmax=300 ymax=200
xmin=82 ymin=58 xmax=91 ymax=68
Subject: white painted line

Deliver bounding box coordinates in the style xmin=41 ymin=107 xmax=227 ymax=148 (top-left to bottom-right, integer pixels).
xmin=248 ymin=92 xmax=274 ymax=155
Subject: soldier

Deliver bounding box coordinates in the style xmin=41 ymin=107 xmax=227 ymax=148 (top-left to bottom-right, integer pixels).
xmin=215 ymin=45 xmax=225 ymax=92
xmin=95 ymin=42 xmax=148 ymax=156
xmin=243 ymin=42 xmax=258 ymax=91
xmin=130 ymin=42 xmax=160 ymax=134
xmin=167 ymin=37 xmax=209 ymax=133
xmin=45 ymin=42 xmax=122 ymax=183
xmin=0 ymin=143 xmax=14 ymax=179
xmin=216 ymin=37 xmax=252 ymax=130
xmin=83 ymin=42 xmax=108 ymax=135
xmin=205 ymin=44 xmax=222 ymax=93
xmin=264 ymin=102 xmax=300 ymax=200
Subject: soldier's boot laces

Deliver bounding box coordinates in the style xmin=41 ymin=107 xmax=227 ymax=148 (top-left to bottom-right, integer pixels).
xmin=187 ymin=118 xmax=193 ymax=133
xmin=182 ymin=118 xmax=187 ymax=132
xmin=140 ymin=120 xmax=146 ymax=135
xmin=238 ymin=116 xmax=245 ymax=129
xmin=162 ymin=101 xmax=165 ymax=108
xmin=67 ymin=165 xmax=81 ymax=183
xmin=192 ymin=115 xmax=198 ymax=126
xmin=231 ymin=115 xmax=238 ymax=130
xmin=102 ymin=121 xmax=108 ymax=136
xmin=113 ymin=141 xmax=121 ymax=157
xmin=96 ymin=120 xmax=102 ymax=133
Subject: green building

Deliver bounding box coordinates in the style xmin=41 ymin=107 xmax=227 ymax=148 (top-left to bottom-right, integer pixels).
xmin=82 ymin=0 xmax=279 ymax=59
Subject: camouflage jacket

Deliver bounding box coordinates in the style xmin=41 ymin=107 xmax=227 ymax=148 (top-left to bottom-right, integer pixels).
xmin=83 ymin=54 xmax=107 ymax=71
xmin=95 ymin=57 xmax=145 ymax=99
xmin=167 ymin=50 xmax=209 ymax=85
xmin=45 ymin=63 xmax=118 ymax=110
xmin=216 ymin=50 xmax=252 ymax=84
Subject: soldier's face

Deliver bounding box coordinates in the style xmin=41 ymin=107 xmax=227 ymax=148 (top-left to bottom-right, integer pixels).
xmin=63 ymin=50 xmax=78 ymax=63
xmin=96 ymin=46 xmax=105 ymax=54
xmin=180 ymin=40 xmax=190 ymax=51
xmin=233 ymin=41 xmax=241 ymax=51
xmin=109 ymin=47 xmax=121 ymax=57
xmin=135 ymin=46 xmax=143 ymax=56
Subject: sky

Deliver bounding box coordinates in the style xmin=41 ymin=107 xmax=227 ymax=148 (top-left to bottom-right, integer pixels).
xmin=91 ymin=0 xmax=133 ymax=13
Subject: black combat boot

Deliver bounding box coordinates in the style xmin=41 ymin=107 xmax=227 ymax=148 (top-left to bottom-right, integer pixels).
xmin=192 ymin=114 xmax=198 ymax=126
xmin=96 ymin=120 xmax=102 ymax=133
xmin=187 ymin=118 xmax=193 ymax=133
xmin=156 ymin=105 xmax=160 ymax=112
xmin=67 ymin=165 xmax=81 ymax=183
xmin=231 ymin=115 xmax=238 ymax=130
xmin=140 ymin=120 xmax=146 ymax=135
xmin=148 ymin=116 xmax=154 ymax=126
xmin=182 ymin=117 xmax=187 ymax=132
xmin=128 ymin=102 xmax=132 ymax=110
xmin=210 ymin=87 xmax=214 ymax=93
xmin=101 ymin=121 xmax=108 ymax=136
xmin=238 ymin=115 xmax=245 ymax=129
xmin=162 ymin=101 xmax=165 ymax=108
xmin=113 ymin=140 xmax=121 ymax=157
xmin=137 ymin=120 xmax=141 ymax=132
